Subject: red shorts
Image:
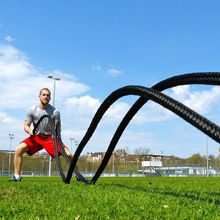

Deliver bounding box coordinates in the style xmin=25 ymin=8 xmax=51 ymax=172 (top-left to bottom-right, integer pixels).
xmin=22 ymin=135 xmax=67 ymax=158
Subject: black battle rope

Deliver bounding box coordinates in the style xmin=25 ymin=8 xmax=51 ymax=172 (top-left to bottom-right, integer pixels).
xmin=55 ymin=122 xmax=89 ymax=184
xmin=90 ymin=72 xmax=220 ymax=184
xmin=66 ymin=72 xmax=220 ymax=184
xmin=33 ymin=115 xmax=89 ymax=183
xmin=33 ymin=115 xmax=66 ymax=181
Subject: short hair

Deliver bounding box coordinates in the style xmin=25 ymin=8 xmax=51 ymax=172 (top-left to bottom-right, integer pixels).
xmin=39 ymin=88 xmax=51 ymax=96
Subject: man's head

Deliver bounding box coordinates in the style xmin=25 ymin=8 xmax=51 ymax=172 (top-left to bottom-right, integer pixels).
xmin=39 ymin=88 xmax=51 ymax=106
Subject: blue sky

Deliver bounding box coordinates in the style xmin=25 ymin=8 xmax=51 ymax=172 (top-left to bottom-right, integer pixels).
xmin=0 ymin=0 xmax=220 ymax=158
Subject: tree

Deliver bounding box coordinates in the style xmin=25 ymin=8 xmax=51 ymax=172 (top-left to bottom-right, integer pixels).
xmin=185 ymin=153 xmax=205 ymax=166
xmin=134 ymin=146 xmax=150 ymax=162
xmin=134 ymin=147 xmax=150 ymax=155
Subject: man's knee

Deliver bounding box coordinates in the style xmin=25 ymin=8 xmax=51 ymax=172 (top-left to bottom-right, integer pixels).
xmin=15 ymin=143 xmax=28 ymax=155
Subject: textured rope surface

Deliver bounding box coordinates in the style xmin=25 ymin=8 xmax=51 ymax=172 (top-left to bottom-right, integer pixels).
xmin=66 ymin=72 xmax=220 ymax=184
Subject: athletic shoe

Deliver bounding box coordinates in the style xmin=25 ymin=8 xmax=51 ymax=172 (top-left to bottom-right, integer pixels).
xmin=9 ymin=176 xmax=22 ymax=182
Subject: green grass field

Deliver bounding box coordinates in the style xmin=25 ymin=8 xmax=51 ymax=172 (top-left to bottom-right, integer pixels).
xmin=1 ymin=176 xmax=220 ymax=219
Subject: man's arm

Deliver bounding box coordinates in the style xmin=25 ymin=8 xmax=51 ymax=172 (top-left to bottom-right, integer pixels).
xmin=24 ymin=120 xmax=33 ymax=136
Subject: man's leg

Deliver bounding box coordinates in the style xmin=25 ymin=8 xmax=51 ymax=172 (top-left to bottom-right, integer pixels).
xmin=64 ymin=147 xmax=73 ymax=159
xmin=10 ymin=142 xmax=28 ymax=181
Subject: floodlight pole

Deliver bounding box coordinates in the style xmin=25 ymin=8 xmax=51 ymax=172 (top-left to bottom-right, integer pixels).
xmin=8 ymin=133 xmax=14 ymax=175
xmin=206 ymin=137 xmax=209 ymax=177
xmin=70 ymin=137 xmax=78 ymax=152
xmin=112 ymin=151 xmax=115 ymax=174
xmin=47 ymin=75 xmax=60 ymax=177
xmin=70 ymin=138 xmax=74 ymax=152
xmin=74 ymin=139 xmax=78 ymax=148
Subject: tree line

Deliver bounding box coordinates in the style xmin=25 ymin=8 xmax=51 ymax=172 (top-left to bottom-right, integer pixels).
xmin=0 ymin=149 xmax=219 ymax=176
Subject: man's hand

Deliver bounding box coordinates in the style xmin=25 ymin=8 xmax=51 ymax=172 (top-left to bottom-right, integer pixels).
xmin=29 ymin=129 xmax=33 ymax=136
xmin=24 ymin=120 xmax=33 ymax=136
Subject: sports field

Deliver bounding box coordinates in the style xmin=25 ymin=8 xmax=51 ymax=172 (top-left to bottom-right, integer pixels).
xmin=1 ymin=176 xmax=220 ymax=219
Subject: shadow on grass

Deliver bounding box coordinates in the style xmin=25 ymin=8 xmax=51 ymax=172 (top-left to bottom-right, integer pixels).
xmin=99 ymin=183 xmax=220 ymax=206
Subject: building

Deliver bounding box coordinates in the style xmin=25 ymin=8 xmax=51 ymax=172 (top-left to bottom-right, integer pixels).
xmin=87 ymin=152 xmax=105 ymax=162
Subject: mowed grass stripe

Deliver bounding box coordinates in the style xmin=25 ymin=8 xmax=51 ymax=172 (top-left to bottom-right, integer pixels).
xmin=1 ymin=177 xmax=220 ymax=219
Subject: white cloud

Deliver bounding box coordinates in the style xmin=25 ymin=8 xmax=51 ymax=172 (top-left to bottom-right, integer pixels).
xmin=133 ymin=102 xmax=174 ymax=123
xmin=92 ymin=60 xmax=123 ymax=77
xmin=105 ymin=101 xmax=130 ymax=121
xmin=0 ymin=43 xmax=219 ymax=157
xmin=0 ymin=43 xmax=130 ymax=152
xmin=168 ymin=85 xmax=220 ymax=114
xmin=65 ymin=95 xmax=100 ymax=117
xmin=184 ymin=87 xmax=220 ymax=114
xmin=62 ymin=83 xmax=220 ymax=134
xmin=118 ymin=84 xmax=220 ymax=124
xmin=0 ymin=43 xmax=91 ymax=150
xmin=0 ymin=112 xmax=22 ymax=131
xmin=171 ymin=85 xmax=190 ymax=98
xmin=0 ymin=111 xmax=24 ymax=149
xmin=0 ymin=44 xmax=34 ymax=79
xmin=0 ymin=44 xmax=90 ymax=110
xmin=106 ymin=68 xmax=123 ymax=77
xmin=92 ymin=61 xmax=102 ymax=71
xmin=4 ymin=35 xmax=15 ymax=42
xmin=64 ymin=94 xmax=132 ymax=127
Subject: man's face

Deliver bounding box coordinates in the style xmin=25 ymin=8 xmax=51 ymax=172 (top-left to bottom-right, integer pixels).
xmin=39 ymin=90 xmax=51 ymax=105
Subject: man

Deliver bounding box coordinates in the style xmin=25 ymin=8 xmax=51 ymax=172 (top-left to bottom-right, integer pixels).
xmin=10 ymin=88 xmax=72 ymax=182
